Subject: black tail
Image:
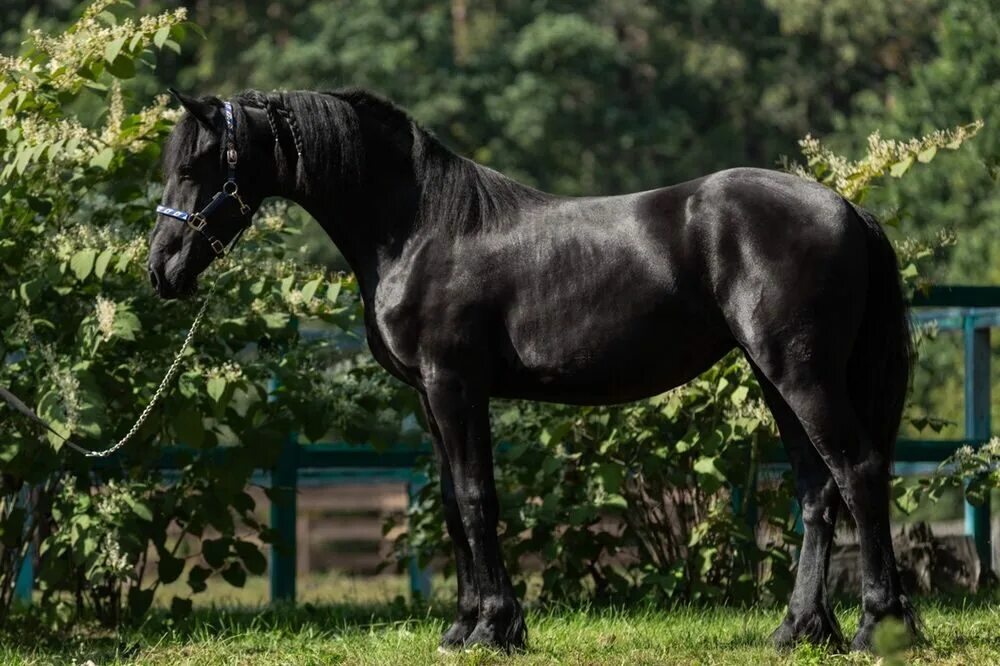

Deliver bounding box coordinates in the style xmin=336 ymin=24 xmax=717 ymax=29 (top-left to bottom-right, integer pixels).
xmin=847 ymin=204 xmax=913 ymax=463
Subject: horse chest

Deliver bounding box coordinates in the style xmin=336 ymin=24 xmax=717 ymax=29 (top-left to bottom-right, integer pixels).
xmin=365 ymin=278 xmax=431 ymax=386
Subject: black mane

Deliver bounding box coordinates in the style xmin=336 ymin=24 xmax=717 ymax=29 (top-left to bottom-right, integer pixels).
xmin=234 ymin=88 xmax=549 ymax=234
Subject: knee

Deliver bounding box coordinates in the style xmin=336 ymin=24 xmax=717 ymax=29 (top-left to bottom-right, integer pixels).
xmin=440 ymin=477 xmax=458 ymax=508
xmin=801 ymin=502 xmax=836 ymax=527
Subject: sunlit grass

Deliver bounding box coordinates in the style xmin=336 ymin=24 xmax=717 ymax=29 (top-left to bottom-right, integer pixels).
xmin=3 ymin=581 xmax=998 ymax=665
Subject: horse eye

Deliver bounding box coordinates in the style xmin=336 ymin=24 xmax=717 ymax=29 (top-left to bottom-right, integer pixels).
xmin=177 ymin=165 xmax=195 ymax=181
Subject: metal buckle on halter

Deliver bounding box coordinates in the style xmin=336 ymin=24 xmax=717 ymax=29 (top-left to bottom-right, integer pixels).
xmin=209 ymin=238 xmax=226 ymax=256
xmin=234 ymin=194 xmax=251 ymax=216
xmin=222 ymin=180 xmax=252 ymax=216
xmin=227 ymin=148 xmax=238 ymax=166
xmin=186 ymin=213 xmax=207 ymax=232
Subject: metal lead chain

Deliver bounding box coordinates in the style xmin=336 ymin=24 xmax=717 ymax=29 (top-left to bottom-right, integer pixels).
xmin=65 ymin=282 xmax=217 ymax=458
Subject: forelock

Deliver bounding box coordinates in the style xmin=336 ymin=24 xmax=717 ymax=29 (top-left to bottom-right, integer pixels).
xmin=163 ymin=114 xmax=217 ymax=170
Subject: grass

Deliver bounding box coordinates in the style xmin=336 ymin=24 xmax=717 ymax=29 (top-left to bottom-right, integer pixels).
xmin=2 ymin=575 xmax=998 ymax=665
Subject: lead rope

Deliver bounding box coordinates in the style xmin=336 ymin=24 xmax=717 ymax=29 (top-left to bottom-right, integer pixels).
xmin=0 ymin=279 xmax=222 ymax=458
xmin=63 ymin=281 xmax=217 ymax=458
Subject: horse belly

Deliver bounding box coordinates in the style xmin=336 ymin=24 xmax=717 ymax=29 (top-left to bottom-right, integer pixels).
xmin=492 ymin=308 xmax=733 ymax=405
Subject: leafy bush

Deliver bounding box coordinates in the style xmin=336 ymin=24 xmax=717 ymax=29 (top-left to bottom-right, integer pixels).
xmin=396 ymin=122 xmax=982 ymax=605
xmin=896 ymin=438 xmax=1000 ymax=516
xmin=0 ymin=0 xmax=364 ymax=627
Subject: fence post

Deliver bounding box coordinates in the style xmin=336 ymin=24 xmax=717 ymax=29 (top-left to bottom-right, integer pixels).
xmin=407 ymin=472 xmax=432 ymax=600
xmin=13 ymin=487 xmax=33 ymax=605
xmin=963 ymin=315 xmax=993 ymax=581
xmin=270 ymin=430 xmax=298 ymax=603
xmin=13 ymin=544 xmax=32 ymax=605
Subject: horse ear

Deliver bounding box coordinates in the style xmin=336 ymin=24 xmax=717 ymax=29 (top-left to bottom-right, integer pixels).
xmin=168 ymin=88 xmax=221 ymax=132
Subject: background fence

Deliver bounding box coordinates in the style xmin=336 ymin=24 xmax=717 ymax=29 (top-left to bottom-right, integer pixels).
xmin=14 ymin=285 xmax=1000 ymax=605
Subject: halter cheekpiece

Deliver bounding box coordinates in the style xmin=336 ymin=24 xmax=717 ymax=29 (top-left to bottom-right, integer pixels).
xmin=155 ymin=100 xmax=252 ymax=257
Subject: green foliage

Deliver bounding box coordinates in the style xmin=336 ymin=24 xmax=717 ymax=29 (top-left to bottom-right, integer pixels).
xmin=0 ymin=1 xmax=382 ymax=627
xmin=894 ymin=438 xmax=1000 ymax=516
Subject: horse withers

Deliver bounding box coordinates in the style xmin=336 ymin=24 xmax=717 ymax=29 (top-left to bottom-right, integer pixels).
xmin=147 ymin=88 xmax=918 ymax=652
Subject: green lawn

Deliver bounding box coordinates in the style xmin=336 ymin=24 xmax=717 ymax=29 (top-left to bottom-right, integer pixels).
xmin=3 ymin=576 xmax=999 ymax=665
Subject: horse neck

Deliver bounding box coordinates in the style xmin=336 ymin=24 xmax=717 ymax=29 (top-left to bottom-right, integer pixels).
xmin=275 ymin=108 xmax=420 ymax=303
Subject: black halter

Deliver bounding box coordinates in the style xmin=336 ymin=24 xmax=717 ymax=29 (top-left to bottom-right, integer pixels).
xmin=155 ymin=100 xmax=252 ymax=257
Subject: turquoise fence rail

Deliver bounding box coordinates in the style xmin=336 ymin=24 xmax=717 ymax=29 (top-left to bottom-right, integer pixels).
xmin=13 ymin=285 xmax=999 ymax=604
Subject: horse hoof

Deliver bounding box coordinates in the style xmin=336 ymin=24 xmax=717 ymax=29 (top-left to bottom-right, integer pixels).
xmin=439 ymin=617 xmax=477 ymax=650
xmin=771 ymin=608 xmax=843 ymax=650
xmin=463 ymin=607 xmax=527 ymax=653
xmin=850 ymin=595 xmax=922 ymax=652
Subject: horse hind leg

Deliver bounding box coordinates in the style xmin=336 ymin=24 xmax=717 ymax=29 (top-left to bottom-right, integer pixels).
xmin=746 ymin=337 xmax=918 ymax=651
xmin=750 ymin=363 xmax=843 ymax=649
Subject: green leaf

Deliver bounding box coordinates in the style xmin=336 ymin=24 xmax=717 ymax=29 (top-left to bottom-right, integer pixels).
xmin=125 ymin=496 xmax=153 ymax=521
xmin=221 ymin=562 xmax=247 ymax=587
xmin=202 ymin=538 xmax=229 ymax=568
xmin=234 ymin=540 xmax=267 ymax=575
xmin=187 ymin=565 xmax=211 ymax=593
xmin=70 ymin=249 xmax=97 ymax=281
xmin=300 ymin=277 xmax=322 ymax=302
xmin=326 ymin=281 xmax=342 ymax=303
xmin=889 ymin=155 xmax=914 ymax=178
xmin=113 ymin=310 xmax=142 ymax=341
xmin=173 ymin=406 xmax=204 ymax=447
xmin=596 ymin=463 xmax=623 ymax=494
xmin=206 ymin=376 xmax=227 ymax=404
xmin=104 ymin=36 xmax=126 ymax=63
xmin=539 ymin=420 xmax=572 ymax=447
xmin=94 ymin=248 xmax=114 ymax=279
xmin=90 ymin=147 xmax=114 ymax=170
xmin=19 ymin=278 xmax=43 ymax=304
xmin=730 ymin=385 xmax=749 ymax=406
xmin=105 ymin=55 xmax=136 ymax=79
xmin=693 ymin=456 xmax=726 ymax=482
xmin=916 ymin=146 xmax=937 ymax=163
xmin=153 ymin=25 xmax=170 ymax=49
xmin=170 ymin=596 xmax=193 ymax=619
xmin=157 ymin=552 xmax=184 ymax=584
xmin=602 ymin=494 xmax=628 ymax=509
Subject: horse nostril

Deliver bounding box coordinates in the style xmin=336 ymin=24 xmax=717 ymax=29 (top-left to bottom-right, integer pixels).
xmin=148 ymin=266 xmax=160 ymax=291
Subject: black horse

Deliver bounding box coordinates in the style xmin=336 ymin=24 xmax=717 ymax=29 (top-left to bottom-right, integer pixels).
xmin=148 ymin=88 xmax=918 ymax=652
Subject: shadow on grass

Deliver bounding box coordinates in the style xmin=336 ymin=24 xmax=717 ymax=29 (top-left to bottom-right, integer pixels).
xmin=0 ymin=599 xmax=448 ymax=663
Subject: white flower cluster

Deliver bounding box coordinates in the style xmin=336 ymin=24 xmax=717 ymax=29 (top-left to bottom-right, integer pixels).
xmin=28 ymin=1 xmax=187 ymax=92
xmin=795 ymin=121 xmax=984 ymax=199
xmin=1 ymin=1 xmax=186 ymax=186
xmin=734 ymin=397 xmax=775 ymax=432
xmin=208 ymin=361 xmax=246 ymax=383
xmin=40 ymin=346 xmax=81 ymax=432
xmin=95 ymin=296 xmax=117 ymax=342
xmin=250 ymin=202 xmax=289 ymax=234
xmin=101 ymin=533 xmax=132 ymax=577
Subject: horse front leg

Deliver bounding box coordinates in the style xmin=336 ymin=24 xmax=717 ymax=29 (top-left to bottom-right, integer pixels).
xmin=423 ymin=373 xmax=526 ymax=652
xmin=420 ymin=396 xmax=481 ymax=649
